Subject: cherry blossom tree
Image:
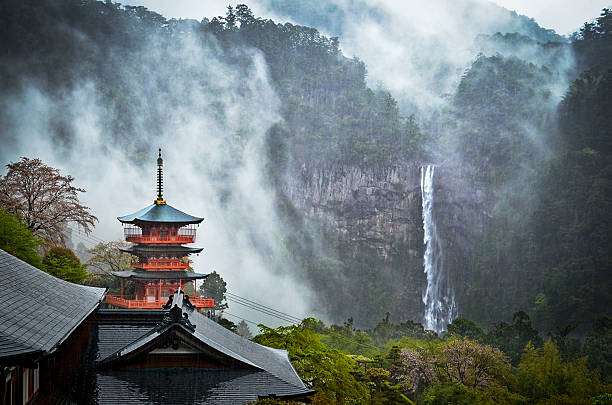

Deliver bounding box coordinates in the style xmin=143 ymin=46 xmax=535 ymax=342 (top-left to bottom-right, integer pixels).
xmin=0 ymin=157 xmax=98 ymax=246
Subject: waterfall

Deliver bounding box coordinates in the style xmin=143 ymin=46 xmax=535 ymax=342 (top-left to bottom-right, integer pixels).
xmin=421 ymin=165 xmax=455 ymax=332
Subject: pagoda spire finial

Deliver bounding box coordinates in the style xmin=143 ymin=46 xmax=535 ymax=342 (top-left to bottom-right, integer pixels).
xmin=155 ymin=148 xmax=166 ymax=205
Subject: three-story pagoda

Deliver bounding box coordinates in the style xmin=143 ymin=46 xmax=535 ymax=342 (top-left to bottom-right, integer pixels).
xmin=105 ymin=149 xmax=214 ymax=310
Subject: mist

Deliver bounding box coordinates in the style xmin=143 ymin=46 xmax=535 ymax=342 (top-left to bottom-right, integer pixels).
xmin=268 ymin=1 xmax=573 ymax=112
xmin=1 ymin=0 xmax=605 ymax=333
xmin=0 ymin=23 xmax=314 ymax=327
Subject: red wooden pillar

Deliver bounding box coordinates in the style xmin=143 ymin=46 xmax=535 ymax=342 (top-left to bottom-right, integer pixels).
xmin=159 ymin=279 xmax=162 ymax=302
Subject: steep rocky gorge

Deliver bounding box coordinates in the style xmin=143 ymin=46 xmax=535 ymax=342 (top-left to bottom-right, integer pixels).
xmin=279 ymin=161 xmax=491 ymax=327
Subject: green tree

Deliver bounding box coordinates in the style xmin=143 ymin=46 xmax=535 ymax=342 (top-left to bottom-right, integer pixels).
xmin=486 ymin=311 xmax=542 ymax=365
xmin=42 ymin=246 xmax=88 ymax=283
xmin=0 ymin=207 xmax=43 ymax=268
xmin=447 ymin=318 xmax=486 ymax=342
xmin=253 ymin=320 xmax=370 ymax=404
xmin=419 ymin=382 xmax=523 ymax=405
xmin=583 ymin=316 xmax=612 ymax=382
xmin=517 ymin=340 xmax=601 ymax=404
xmin=218 ymin=317 xmax=238 ymax=333
xmin=198 ymin=271 xmax=227 ymax=309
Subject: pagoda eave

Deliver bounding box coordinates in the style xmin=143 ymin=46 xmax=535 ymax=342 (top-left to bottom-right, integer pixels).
xmin=117 ymin=203 xmax=204 ymax=225
xmin=118 ymin=246 xmax=204 ymax=255
xmin=110 ymin=270 xmax=209 ymax=280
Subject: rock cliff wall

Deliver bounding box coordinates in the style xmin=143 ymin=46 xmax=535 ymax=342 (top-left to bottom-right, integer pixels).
xmin=279 ymin=161 xmax=491 ymax=326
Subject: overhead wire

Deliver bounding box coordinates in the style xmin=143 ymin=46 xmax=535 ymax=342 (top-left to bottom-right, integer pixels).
xmin=225 ymin=292 xmax=303 ymax=323
xmin=67 ymin=224 xmax=108 ymax=245
xmin=226 ymin=296 xmax=298 ymax=324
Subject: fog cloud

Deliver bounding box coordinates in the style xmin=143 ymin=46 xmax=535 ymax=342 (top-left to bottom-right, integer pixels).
xmin=0 ymin=26 xmax=313 ymax=327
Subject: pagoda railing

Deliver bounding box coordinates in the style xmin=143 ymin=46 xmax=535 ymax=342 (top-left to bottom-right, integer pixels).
xmin=131 ymin=260 xmax=190 ymax=270
xmin=123 ymin=225 xmax=197 ymax=243
xmin=126 ymin=235 xmax=195 ymax=244
xmin=105 ymin=295 xmax=214 ymax=309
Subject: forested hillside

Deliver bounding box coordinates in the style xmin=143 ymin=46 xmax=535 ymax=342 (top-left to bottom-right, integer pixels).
xmin=0 ymin=0 xmax=610 ymax=343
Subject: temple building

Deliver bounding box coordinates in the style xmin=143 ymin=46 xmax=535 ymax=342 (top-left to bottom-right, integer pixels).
xmin=0 ymin=249 xmax=313 ymax=403
xmin=105 ymin=149 xmax=214 ymax=311
xmin=0 ymin=149 xmax=313 ymax=403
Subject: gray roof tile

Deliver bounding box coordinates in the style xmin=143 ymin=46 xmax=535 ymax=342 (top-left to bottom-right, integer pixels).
xmin=0 ymin=249 xmax=106 ymax=361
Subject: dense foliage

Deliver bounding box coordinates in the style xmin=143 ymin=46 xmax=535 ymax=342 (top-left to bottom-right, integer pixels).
xmin=42 ymin=246 xmax=88 ymax=283
xmin=252 ymin=316 xmax=609 ymax=404
xmin=457 ymin=18 xmax=612 ymax=331
xmin=0 ymin=206 xmax=43 ymax=267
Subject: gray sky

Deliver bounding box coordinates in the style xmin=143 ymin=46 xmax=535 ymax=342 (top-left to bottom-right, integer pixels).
xmin=488 ymin=0 xmax=609 ymax=34
xmin=124 ymin=0 xmax=609 ymax=35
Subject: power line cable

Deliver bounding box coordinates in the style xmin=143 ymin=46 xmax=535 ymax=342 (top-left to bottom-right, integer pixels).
xmin=226 ymin=296 xmax=297 ymax=324
xmin=65 ymin=226 xmax=104 ymax=246
xmin=226 ymin=292 xmax=303 ymax=323
xmin=68 ymin=231 xmax=99 ymax=248
xmin=227 ymin=294 xmax=303 ymax=323
xmin=68 ymin=225 xmax=107 ymax=244
xmin=226 ymin=296 xmax=300 ymax=323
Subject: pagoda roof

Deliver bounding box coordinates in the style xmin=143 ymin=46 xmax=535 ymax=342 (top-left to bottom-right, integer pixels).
xmin=110 ymin=270 xmax=209 ymax=280
xmin=118 ymin=245 xmax=203 ymax=255
xmin=118 ymin=203 xmax=203 ymax=225
xmin=0 ymin=249 xmax=106 ymax=363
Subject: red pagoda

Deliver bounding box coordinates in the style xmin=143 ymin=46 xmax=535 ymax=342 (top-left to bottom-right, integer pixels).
xmin=105 ymin=149 xmax=214 ymax=310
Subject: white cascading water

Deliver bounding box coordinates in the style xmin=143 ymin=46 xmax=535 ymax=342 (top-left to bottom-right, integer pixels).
xmin=421 ymin=165 xmax=456 ymax=332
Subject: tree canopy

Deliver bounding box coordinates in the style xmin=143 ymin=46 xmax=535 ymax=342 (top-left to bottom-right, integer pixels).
xmin=0 ymin=206 xmax=43 ymax=268
xmin=42 ymin=246 xmax=88 ymax=283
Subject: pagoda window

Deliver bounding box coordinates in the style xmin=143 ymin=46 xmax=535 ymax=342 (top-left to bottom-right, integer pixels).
xmin=161 ymin=289 xmax=171 ymax=298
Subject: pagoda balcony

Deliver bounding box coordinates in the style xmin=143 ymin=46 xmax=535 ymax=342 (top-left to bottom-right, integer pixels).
xmin=131 ymin=260 xmax=190 ymax=270
xmin=125 ymin=235 xmax=196 ymax=244
xmin=105 ymin=295 xmax=215 ymax=309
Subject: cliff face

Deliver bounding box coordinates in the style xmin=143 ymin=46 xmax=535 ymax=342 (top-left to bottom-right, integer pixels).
xmin=283 ymin=162 xmax=424 ymax=259
xmin=279 ymin=161 xmax=491 ymax=326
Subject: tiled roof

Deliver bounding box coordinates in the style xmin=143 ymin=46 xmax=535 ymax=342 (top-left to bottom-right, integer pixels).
xmin=0 ymin=249 xmax=106 ymax=362
xmin=94 ymin=310 xmax=164 ymax=361
xmin=89 ymin=369 xmax=312 ymax=404
xmin=109 ymin=270 xmax=209 ymax=280
xmin=118 ymin=204 xmax=203 ymax=224
xmin=79 ymin=290 xmax=314 ymax=402
xmin=187 ymin=307 xmax=307 ymax=389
